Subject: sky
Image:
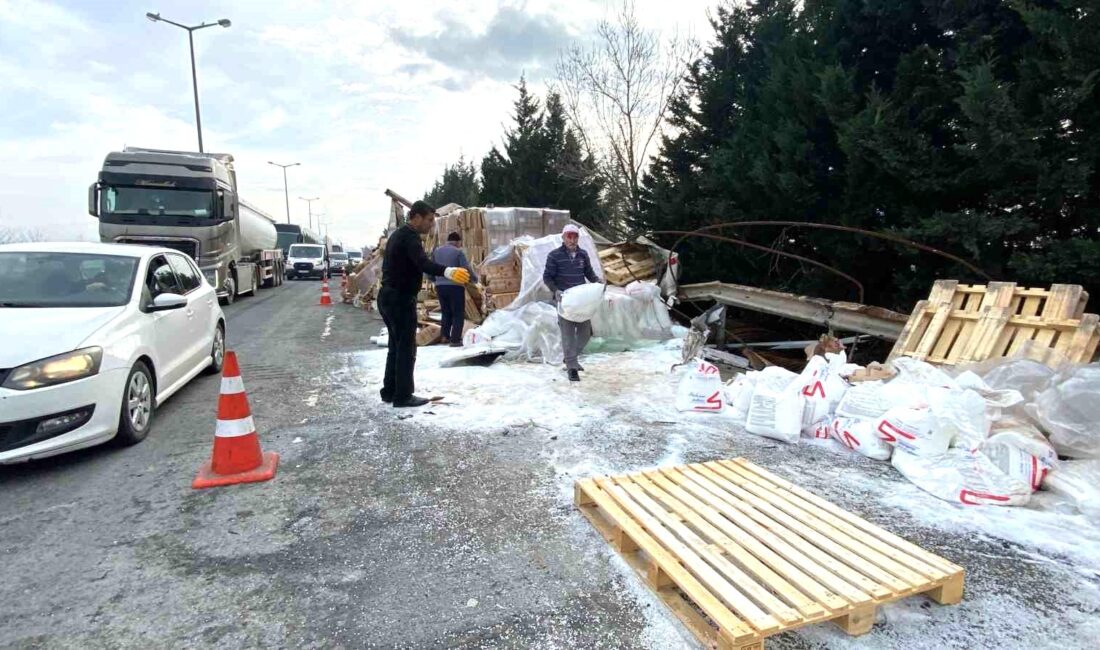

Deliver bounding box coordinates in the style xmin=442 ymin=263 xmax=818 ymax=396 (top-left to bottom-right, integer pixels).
xmin=0 ymin=0 xmax=716 ymax=249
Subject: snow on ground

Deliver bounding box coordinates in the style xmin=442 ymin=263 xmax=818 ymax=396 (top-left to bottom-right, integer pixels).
xmin=348 ymin=341 xmax=1100 ymax=649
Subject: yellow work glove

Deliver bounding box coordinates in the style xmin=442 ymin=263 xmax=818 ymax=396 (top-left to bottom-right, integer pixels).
xmin=444 ymin=267 xmax=470 ymax=284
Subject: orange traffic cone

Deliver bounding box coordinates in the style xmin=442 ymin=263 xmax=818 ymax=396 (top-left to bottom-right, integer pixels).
xmin=192 ymin=352 xmax=279 ymax=489
xmin=319 ymin=277 xmax=333 ymax=306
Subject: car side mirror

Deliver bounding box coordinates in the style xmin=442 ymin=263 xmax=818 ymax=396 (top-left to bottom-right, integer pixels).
xmin=149 ymin=293 xmax=188 ymax=311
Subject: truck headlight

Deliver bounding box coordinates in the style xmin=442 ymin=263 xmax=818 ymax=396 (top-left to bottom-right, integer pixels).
xmin=3 ymin=347 xmax=104 ymax=390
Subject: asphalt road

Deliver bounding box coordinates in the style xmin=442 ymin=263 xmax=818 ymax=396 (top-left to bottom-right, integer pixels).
xmin=2 ymin=280 xmax=1097 ymax=649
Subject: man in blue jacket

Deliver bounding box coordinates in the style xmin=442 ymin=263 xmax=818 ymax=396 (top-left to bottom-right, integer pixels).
xmin=543 ymin=224 xmax=600 ymax=382
xmin=432 ymin=231 xmax=478 ymax=346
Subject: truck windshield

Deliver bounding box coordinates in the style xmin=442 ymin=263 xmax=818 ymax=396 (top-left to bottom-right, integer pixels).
xmin=289 ymin=245 xmax=323 ymax=258
xmin=276 ymin=232 xmax=300 ymax=253
xmin=0 ymin=252 xmax=138 ymax=308
xmin=331 ymin=253 xmax=348 ymax=261
xmin=102 ymin=186 xmax=214 ymax=218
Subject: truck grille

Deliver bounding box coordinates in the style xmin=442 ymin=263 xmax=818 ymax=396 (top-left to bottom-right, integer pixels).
xmin=117 ymin=238 xmax=198 ymax=260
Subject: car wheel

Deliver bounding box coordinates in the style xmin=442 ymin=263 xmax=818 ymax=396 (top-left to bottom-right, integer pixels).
xmin=116 ymin=361 xmax=154 ymax=446
xmin=205 ymin=323 xmax=226 ymax=375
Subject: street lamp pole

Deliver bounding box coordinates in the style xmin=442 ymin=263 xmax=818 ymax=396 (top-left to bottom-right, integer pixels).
xmin=146 ymin=12 xmax=231 ymax=153
xmin=268 ymin=161 xmax=300 ymax=223
xmin=299 ymin=196 xmax=319 ymax=230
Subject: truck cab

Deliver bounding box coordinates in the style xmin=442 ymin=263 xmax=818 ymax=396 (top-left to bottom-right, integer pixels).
xmin=89 ymin=147 xmax=284 ymax=304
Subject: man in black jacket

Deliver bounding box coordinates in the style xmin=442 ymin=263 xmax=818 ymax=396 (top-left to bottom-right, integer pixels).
xmin=379 ymin=201 xmax=470 ymax=407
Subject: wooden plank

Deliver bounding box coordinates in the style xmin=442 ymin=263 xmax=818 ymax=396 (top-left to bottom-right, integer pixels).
xmin=642 ymin=470 xmax=834 ymax=619
xmin=888 ymin=299 xmax=931 ymax=362
xmin=678 ymin=465 xmax=891 ymax=601
xmin=663 ymin=467 xmax=875 ymax=608
xmin=578 ymin=478 xmax=758 ymax=643
xmin=958 ymin=305 xmax=1012 ymax=364
xmin=614 ymin=476 xmax=790 ymax=631
xmin=913 ymin=301 xmax=954 ymax=361
xmin=730 ymin=460 xmax=964 ymax=577
xmin=1033 ymin=285 xmax=1081 ymax=349
xmin=1061 ymin=313 xmax=1100 ymax=363
xmin=1005 ymin=295 xmax=1045 ymax=357
xmin=714 ymin=461 xmax=948 ymax=582
xmin=706 ymin=462 xmax=930 ymax=591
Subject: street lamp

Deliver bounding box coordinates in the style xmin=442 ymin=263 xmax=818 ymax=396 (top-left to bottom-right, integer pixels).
xmin=299 ymin=196 xmax=319 ymax=230
xmin=268 ymin=161 xmax=300 ymax=223
xmin=146 ymin=12 xmax=231 ymax=153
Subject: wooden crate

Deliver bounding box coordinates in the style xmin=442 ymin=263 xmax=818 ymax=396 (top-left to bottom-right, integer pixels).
xmin=575 ymin=459 xmax=964 ymax=650
xmin=887 ymin=281 xmax=1099 ymax=367
xmin=598 ymin=244 xmax=658 ymax=286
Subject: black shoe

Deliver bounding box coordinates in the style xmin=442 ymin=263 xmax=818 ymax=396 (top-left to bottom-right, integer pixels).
xmin=393 ymin=395 xmax=430 ymax=408
xmin=380 ymin=393 xmax=393 ymax=403
xmin=449 ymin=341 xmax=463 ymax=348
xmin=568 ymin=369 xmax=580 ymax=382
xmin=577 ymin=364 xmax=585 ymax=372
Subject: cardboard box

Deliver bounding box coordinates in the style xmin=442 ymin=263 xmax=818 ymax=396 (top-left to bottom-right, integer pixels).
xmin=489 ymin=277 xmax=521 ymax=294
xmin=416 ymin=323 xmax=442 ymax=346
xmin=490 ymin=292 xmax=519 ymax=310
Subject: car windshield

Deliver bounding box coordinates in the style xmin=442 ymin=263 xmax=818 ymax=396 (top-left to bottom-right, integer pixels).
xmin=348 ymin=252 xmax=362 ymax=260
xmin=0 ymin=252 xmax=138 ymax=308
xmin=290 ymin=245 xmax=323 ymax=258
xmin=331 ymin=253 xmax=348 ymax=261
xmin=101 ymin=186 xmax=214 ymax=218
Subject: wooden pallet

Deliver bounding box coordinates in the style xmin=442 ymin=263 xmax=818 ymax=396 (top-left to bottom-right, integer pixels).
xmin=887 ymin=281 xmax=1100 ymax=367
xmin=575 ymin=459 xmax=964 ymax=650
xmin=599 ymin=244 xmax=658 ymax=286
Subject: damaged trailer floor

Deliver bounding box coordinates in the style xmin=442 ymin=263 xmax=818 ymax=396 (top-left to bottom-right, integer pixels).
xmin=2 ymin=281 xmax=1097 ymax=649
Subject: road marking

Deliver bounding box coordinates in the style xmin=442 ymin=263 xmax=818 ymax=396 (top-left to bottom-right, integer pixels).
xmin=322 ymin=314 xmax=335 ymax=340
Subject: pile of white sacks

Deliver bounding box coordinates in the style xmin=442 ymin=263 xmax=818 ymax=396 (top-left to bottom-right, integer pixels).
xmin=676 ymin=354 xmax=1100 ymax=518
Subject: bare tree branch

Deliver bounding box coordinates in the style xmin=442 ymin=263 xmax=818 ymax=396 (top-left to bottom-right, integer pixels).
xmin=555 ymin=0 xmax=697 ymax=230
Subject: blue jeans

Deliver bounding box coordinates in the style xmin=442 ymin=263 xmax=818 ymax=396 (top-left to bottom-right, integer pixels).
xmin=437 ymin=285 xmax=466 ymax=343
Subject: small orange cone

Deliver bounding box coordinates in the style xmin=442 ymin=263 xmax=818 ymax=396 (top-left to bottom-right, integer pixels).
xmin=319 ymin=277 xmax=333 ymax=306
xmin=192 ymin=352 xmax=279 ymax=489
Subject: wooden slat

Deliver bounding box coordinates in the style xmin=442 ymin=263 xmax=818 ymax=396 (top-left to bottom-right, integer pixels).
xmin=1006 ymin=295 xmax=1047 ymax=356
xmin=641 ymin=470 xmax=834 ymax=618
xmin=705 ymin=462 xmax=931 ymax=591
xmin=614 ymin=476 xmax=790 ymax=631
xmin=578 ymin=478 xmax=758 ymax=642
xmin=715 ymin=461 xmax=948 ymax=581
xmin=1062 ymin=313 xmax=1100 ymax=363
xmin=730 ymin=460 xmax=963 ymax=577
xmin=658 ymin=468 xmax=863 ymax=609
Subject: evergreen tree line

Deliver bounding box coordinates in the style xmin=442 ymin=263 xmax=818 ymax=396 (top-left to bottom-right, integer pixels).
xmin=427 ymin=1 xmax=1099 ymax=308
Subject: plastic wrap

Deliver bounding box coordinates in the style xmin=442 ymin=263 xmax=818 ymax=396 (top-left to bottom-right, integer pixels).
xmin=1031 ymin=364 xmax=1100 ymax=459
xmin=1042 ymin=460 xmax=1100 ymax=522
xmin=977 ymin=358 xmax=1055 ymax=403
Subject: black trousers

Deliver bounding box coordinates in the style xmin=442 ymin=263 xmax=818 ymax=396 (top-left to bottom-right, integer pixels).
xmin=437 ymin=284 xmax=466 ymax=343
xmin=378 ymin=287 xmax=418 ymax=402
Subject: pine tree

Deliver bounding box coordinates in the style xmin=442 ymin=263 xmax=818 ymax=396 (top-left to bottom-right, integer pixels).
xmin=424 ymin=156 xmax=481 ymax=208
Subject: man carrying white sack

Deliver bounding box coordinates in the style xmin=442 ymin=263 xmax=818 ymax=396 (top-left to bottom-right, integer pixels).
xmin=543 ymin=224 xmax=601 ymax=382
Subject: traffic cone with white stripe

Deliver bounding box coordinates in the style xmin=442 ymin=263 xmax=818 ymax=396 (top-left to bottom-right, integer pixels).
xmin=319 ymin=276 xmax=333 ymax=306
xmin=192 ymin=351 xmax=279 ymax=489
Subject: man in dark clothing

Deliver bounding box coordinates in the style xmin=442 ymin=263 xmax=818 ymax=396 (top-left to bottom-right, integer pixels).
xmin=379 ymin=201 xmax=470 ymax=407
xmin=432 ymin=232 xmax=478 ymax=347
xmin=542 ymin=224 xmax=601 ymax=382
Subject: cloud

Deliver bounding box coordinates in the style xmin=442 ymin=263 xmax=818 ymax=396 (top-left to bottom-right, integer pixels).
xmin=391 ymin=6 xmax=578 ymax=83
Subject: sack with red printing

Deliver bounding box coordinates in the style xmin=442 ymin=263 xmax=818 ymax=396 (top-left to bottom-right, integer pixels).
xmin=875 ymin=405 xmax=952 ymax=457
xmin=980 ymin=418 xmax=1058 ymax=492
xmin=830 ymin=417 xmax=893 ymax=460
xmin=675 ymin=360 xmax=724 ymax=413
xmin=797 ymin=352 xmax=850 ymax=432
xmin=892 ymin=447 xmax=1032 ymax=506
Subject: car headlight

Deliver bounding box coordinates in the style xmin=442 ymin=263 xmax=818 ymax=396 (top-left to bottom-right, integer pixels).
xmin=2 ymin=347 xmax=104 ymax=390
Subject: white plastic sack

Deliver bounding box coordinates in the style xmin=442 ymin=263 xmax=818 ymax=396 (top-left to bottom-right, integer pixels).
xmin=928 ymin=386 xmax=990 ymax=451
xmin=835 ymin=381 xmax=921 ymax=420
xmin=369 ymin=327 xmax=389 ymax=347
xmin=675 ymin=360 xmax=724 ymax=413
xmin=981 ymin=437 xmax=1052 ymax=492
xmin=1042 ymin=460 xmax=1100 ymax=522
xmin=724 ymin=372 xmax=757 ymax=422
xmin=797 ymin=352 xmax=850 ymax=432
xmin=892 ymin=447 xmax=1032 ymax=507
xmin=875 ymin=405 xmax=952 ymax=457
xmin=559 ymin=283 xmax=605 ymax=323
xmin=1032 ymin=364 xmax=1100 ymax=459
xmin=745 ymin=371 xmax=805 ymax=444
xmin=831 ymin=417 xmax=893 ymax=460
xmin=625 ymin=280 xmax=661 ymax=300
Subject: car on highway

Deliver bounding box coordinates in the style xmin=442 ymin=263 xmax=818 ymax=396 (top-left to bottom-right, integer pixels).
xmin=329 ymin=251 xmax=349 ymax=275
xmin=0 ymin=242 xmax=226 ymax=463
xmin=347 ymin=250 xmax=363 ymax=265
xmin=286 ymin=243 xmax=328 ymax=280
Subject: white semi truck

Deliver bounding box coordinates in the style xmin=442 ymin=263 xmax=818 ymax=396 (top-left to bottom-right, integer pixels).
xmin=89 ymin=147 xmax=285 ymax=304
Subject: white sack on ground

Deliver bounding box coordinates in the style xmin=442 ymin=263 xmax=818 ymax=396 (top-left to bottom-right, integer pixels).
xmin=797 ymin=352 xmax=850 ymax=433
xmin=835 ymin=380 xmax=920 ymax=420
xmin=1043 ymin=459 xmax=1100 ymax=522
xmin=675 ymin=360 xmax=725 ymax=413
xmin=831 ymin=417 xmax=893 ymax=460
xmin=1031 ymin=364 xmax=1100 ymax=459
xmin=892 ymin=447 xmax=1033 ymax=507
xmin=745 ymin=367 xmax=804 ymax=443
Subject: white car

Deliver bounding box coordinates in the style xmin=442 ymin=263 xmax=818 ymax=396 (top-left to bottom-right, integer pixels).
xmin=0 ymin=242 xmax=226 ymax=463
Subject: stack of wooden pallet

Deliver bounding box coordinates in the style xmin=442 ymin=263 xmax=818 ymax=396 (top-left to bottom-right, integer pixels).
xmin=576 ymin=458 xmax=965 ymax=650
xmin=888 ymin=281 xmax=1100 ymax=368
xmin=598 ymin=243 xmax=658 ymax=286
xmin=428 ymin=209 xmax=489 ymax=266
